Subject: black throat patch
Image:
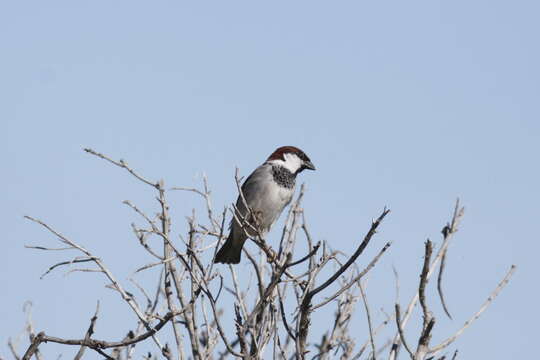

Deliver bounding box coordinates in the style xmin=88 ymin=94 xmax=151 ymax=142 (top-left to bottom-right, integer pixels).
xmin=271 ymin=165 xmax=296 ymax=189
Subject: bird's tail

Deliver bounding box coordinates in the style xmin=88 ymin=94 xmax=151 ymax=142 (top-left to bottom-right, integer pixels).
xmin=214 ymin=234 xmax=243 ymax=264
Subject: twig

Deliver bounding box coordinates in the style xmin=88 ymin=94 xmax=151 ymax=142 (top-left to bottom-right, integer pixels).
xmin=359 ymin=281 xmax=376 ymax=360
xmin=84 ymin=148 xmax=157 ymax=188
xmin=40 ymin=257 xmax=96 ymax=279
xmin=24 ymin=216 xmax=165 ymax=352
xmin=73 ymin=301 xmax=100 ymax=360
xmin=437 ymin=249 xmax=452 ymax=319
xmin=389 ymin=201 xmax=464 ymax=360
xmin=394 ymin=304 xmax=414 ymax=359
xmin=24 ymin=245 xmax=72 ymax=251
xmin=201 ymin=287 xmax=244 ymax=358
xmin=21 ymin=309 xmax=189 ymax=360
xmin=353 ymin=314 xmax=394 ymax=359
xmin=311 ymin=210 xmax=389 ymax=300
xmin=429 ymin=265 xmax=516 ymax=355
xmin=286 ymin=242 xmax=321 ymax=268
xmin=8 ymin=338 xmax=21 ymax=360
xmin=415 ymin=240 xmax=435 ymax=360
xmin=419 ymin=240 xmax=433 ymax=333
xmin=234 ymin=304 xmax=249 ymax=357
xmin=278 ymin=288 xmax=296 ymax=341
xmin=297 ymin=209 xmax=390 ymax=359
xmin=436 ymin=200 xmax=461 ymax=320
xmin=312 ymin=242 xmax=391 ymax=311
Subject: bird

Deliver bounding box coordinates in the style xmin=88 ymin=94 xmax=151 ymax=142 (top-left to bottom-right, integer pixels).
xmin=214 ymin=146 xmax=316 ymax=264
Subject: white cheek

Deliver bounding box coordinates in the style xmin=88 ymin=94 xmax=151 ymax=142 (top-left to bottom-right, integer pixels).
xmin=283 ymin=154 xmax=303 ymax=173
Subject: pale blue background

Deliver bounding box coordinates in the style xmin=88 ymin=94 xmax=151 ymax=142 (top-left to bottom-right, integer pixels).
xmin=1 ymin=1 xmax=538 ymax=359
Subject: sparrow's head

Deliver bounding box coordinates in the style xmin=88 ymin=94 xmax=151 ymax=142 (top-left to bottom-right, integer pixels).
xmin=266 ymin=146 xmax=316 ymax=174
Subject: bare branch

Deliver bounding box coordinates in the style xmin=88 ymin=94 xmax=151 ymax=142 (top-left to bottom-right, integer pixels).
xmin=419 ymin=240 xmax=434 ymax=334
xmin=395 ymin=304 xmax=414 ymax=359
xmin=286 ymin=242 xmax=321 ymax=268
xmin=84 ymin=148 xmax=157 ymax=187
xmin=73 ymin=301 xmax=100 ymax=360
xmin=19 ymin=153 xmax=515 ymax=360
xmin=311 ymin=210 xmax=390 ymax=299
xmin=429 ymin=265 xmax=516 ymax=355
xmin=437 ymin=249 xmax=452 ymax=320
xmin=297 ymin=209 xmax=390 ymax=359
xmin=312 ymin=242 xmax=391 ymax=311
xmin=20 ymin=308 xmax=192 ymax=360
xmin=7 ymin=338 xmax=21 ymax=360
xmin=24 ymin=245 xmax=72 ymax=251
xmin=359 ymin=281 xmax=376 ymax=360
xmin=24 ymin=216 xmax=166 ymax=352
xmin=389 ymin=202 xmax=464 ymax=360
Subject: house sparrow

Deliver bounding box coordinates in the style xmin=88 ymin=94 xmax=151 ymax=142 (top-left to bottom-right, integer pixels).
xmin=214 ymin=146 xmax=316 ymax=264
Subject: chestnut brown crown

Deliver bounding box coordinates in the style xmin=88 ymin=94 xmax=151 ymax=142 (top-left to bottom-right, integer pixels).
xmin=267 ymin=146 xmax=316 ymax=172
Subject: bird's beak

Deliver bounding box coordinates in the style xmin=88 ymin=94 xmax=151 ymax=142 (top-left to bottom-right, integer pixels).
xmin=303 ymin=161 xmax=316 ymax=171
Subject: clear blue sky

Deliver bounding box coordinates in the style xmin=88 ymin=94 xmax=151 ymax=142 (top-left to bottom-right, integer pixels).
xmin=2 ymin=1 xmax=538 ymax=359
